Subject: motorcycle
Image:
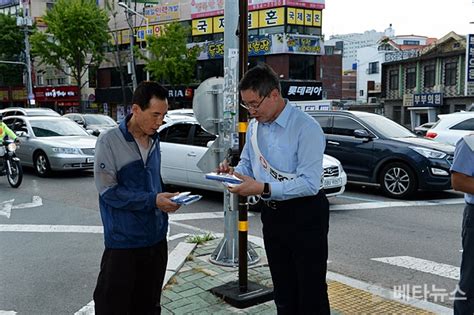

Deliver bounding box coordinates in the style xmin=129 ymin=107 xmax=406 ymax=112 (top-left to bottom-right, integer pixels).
xmin=0 ymin=139 xmax=23 ymax=188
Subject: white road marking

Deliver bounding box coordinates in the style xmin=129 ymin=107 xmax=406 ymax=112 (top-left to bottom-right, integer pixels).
xmin=0 ymin=312 xmax=17 ymax=315
xmin=168 ymin=233 xmax=189 ymax=241
xmin=0 ymin=196 xmax=42 ymax=219
xmin=331 ymin=198 xmax=464 ymax=211
xmin=371 ymin=256 xmax=460 ymax=280
xmin=0 ymin=224 xmax=103 ymax=233
xmin=337 ymin=195 xmax=379 ymax=202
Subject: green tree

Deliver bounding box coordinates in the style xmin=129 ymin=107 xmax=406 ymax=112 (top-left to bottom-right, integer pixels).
xmin=146 ymin=22 xmax=200 ymax=87
xmin=30 ymin=0 xmax=109 ymax=110
xmin=0 ymin=14 xmax=25 ymax=86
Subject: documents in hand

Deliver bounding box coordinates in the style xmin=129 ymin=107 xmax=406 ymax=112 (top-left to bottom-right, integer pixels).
xmin=205 ymin=172 xmax=243 ymax=185
xmin=170 ymin=192 xmax=202 ymax=205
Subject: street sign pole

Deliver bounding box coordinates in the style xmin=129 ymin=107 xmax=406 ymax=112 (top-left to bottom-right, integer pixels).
xmin=209 ymin=0 xmax=273 ymax=308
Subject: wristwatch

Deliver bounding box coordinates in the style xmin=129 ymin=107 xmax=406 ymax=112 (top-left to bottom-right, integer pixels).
xmin=261 ymin=182 xmax=271 ymax=199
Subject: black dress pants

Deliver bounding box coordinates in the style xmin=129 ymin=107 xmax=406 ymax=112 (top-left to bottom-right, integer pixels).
xmin=93 ymin=239 xmax=168 ymax=315
xmin=261 ymin=192 xmax=330 ymax=315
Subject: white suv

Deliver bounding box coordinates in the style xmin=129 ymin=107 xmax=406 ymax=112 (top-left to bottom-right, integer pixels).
xmin=426 ymin=112 xmax=474 ymax=145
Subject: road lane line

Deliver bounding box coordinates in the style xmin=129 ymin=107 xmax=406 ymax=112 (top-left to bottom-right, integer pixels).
xmin=371 ymin=256 xmax=460 ymax=280
xmin=331 ymin=198 xmax=464 ymax=211
xmin=0 ymin=224 xmax=103 ymax=233
xmin=169 ymin=211 xmax=254 ymax=221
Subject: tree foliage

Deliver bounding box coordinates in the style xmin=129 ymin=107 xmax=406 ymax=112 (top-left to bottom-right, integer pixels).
xmin=0 ymin=14 xmax=25 ymax=86
xmin=30 ymin=0 xmax=110 ymax=91
xmin=146 ymin=22 xmax=200 ymax=86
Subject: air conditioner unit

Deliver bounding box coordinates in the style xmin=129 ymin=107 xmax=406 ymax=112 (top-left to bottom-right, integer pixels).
xmin=368 ymin=97 xmax=378 ymax=104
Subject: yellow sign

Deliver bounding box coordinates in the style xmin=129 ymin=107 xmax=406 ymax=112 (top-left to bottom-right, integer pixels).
xmin=295 ymin=9 xmax=305 ymax=25
xmin=313 ymin=10 xmax=322 ymax=27
xmin=259 ymin=7 xmax=284 ymax=28
xmin=213 ymin=16 xmax=224 ymax=33
xmin=287 ymin=7 xmax=296 ymax=24
xmin=248 ymin=11 xmax=259 ymax=29
xmin=304 ymin=10 xmax=312 ymax=26
xmin=11 ymin=88 xmax=27 ymax=101
xmin=192 ymin=18 xmax=213 ymax=35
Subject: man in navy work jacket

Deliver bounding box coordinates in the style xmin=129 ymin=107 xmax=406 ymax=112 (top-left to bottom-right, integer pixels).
xmin=93 ymin=81 xmax=180 ymax=314
xmin=218 ymin=63 xmax=330 ymax=314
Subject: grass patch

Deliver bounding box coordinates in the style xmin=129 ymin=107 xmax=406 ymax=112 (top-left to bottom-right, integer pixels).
xmin=185 ymin=233 xmax=216 ymax=245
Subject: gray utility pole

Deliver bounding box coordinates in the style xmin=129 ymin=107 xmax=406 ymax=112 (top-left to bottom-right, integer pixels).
xmin=119 ymin=1 xmax=137 ymax=91
xmin=15 ymin=9 xmax=35 ymax=107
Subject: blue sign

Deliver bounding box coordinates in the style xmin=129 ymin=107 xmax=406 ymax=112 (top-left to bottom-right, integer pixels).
xmin=413 ymin=93 xmax=443 ymax=107
xmin=0 ymin=0 xmax=18 ymax=7
xmin=467 ymin=34 xmax=474 ymax=83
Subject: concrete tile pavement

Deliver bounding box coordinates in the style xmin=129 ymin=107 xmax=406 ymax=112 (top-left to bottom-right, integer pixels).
xmin=162 ymin=237 xmax=452 ymax=315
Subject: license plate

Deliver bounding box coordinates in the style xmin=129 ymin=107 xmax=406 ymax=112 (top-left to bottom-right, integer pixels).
xmin=86 ymin=157 xmax=94 ymax=163
xmin=323 ymin=177 xmax=342 ymax=188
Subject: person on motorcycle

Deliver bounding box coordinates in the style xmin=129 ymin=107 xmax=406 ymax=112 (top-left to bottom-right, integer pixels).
xmin=0 ymin=113 xmax=18 ymax=144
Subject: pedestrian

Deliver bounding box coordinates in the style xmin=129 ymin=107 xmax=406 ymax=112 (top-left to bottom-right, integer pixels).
xmin=217 ymin=63 xmax=330 ymax=314
xmin=93 ymin=81 xmax=181 ymax=314
xmin=451 ymin=134 xmax=474 ymax=314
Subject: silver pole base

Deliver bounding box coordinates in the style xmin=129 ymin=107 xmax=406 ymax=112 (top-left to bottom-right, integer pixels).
xmin=209 ymin=238 xmax=260 ymax=267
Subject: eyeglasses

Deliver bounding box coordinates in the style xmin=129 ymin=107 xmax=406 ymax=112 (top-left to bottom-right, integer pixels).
xmin=240 ymin=94 xmax=268 ymax=111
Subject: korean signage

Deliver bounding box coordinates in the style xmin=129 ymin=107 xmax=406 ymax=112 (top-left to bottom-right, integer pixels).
xmin=34 ymin=86 xmax=79 ymax=102
xmin=191 ymin=0 xmax=324 ymax=19
xmin=144 ymin=1 xmax=180 ymax=23
xmin=281 ymin=81 xmax=323 ymax=101
xmin=465 ymin=34 xmax=474 ymax=96
xmin=413 ymin=93 xmax=443 ymax=107
xmin=192 ymin=8 xmax=285 ymax=36
xmin=191 ymin=33 xmax=323 ymax=59
xmin=287 ymin=7 xmax=321 ymax=27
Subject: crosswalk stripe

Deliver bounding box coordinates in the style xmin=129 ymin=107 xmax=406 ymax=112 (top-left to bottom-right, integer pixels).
xmin=371 ymin=256 xmax=460 ymax=280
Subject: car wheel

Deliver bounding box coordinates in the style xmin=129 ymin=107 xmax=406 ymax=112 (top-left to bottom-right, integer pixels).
xmin=34 ymin=151 xmax=51 ymax=177
xmin=379 ymin=162 xmax=416 ymax=199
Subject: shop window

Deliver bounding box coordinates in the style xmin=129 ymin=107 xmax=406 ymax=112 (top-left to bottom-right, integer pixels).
xmin=405 ymin=67 xmax=416 ymax=89
xmin=444 ymin=61 xmax=457 ymax=86
xmin=389 ymin=70 xmax=399 ymax=90
xmin=423 ymin=64 xmax=435 ymax=87
xmin=289 ymin=55 xmax=315 ymax=80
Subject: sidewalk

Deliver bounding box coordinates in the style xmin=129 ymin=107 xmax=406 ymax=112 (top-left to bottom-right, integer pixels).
xmin=162 ymin=237 xmax=452 ymax=315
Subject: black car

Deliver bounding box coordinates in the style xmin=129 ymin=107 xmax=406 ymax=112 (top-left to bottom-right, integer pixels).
xmin=309 ymin=110 xmax=455 ymax=198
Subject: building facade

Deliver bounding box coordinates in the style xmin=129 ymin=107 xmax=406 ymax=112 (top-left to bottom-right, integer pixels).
xmin=94 ymin=0 xmax=342 ymax=117
xmin=382 ymin=32 xmax=474 ymax=129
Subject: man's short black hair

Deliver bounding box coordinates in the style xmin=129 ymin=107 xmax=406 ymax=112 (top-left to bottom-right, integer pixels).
xmin=132 ymin=81 xmax=168 ymax=111
xmin=238 ymin=63 xmax=281 ymax=98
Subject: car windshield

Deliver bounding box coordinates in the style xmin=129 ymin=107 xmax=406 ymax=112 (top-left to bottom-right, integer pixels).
xmin=30 ymin=119 xmax=90 ymax=137
xmin=84 ymin=115 xmax=117 ymax=126
xmin=358 ymin=115 xmax=416 ymax=138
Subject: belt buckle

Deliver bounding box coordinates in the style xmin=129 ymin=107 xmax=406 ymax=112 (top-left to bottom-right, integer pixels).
xmin=265 ymin=200 xmax=277 ymax=210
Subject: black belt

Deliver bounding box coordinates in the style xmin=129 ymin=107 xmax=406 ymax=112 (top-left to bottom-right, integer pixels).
xmin=263 ymin=192 xmax=324 ymax=210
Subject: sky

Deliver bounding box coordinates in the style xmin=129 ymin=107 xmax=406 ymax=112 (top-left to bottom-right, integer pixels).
xmin=323 ymin=0 xmax=474 ymax=39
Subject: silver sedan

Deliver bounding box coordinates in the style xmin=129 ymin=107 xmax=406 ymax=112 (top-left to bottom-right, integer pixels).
xmin=3 ymin=116 xmax=97 ymax=177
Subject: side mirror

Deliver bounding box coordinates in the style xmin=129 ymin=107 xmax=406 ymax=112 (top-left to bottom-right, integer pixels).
xmin=15 ymin=131 xmax=28 ymax=138
xmin=207 ymin=140 xmax=214 ymax=148
xmin=354 ymin=129 xmax=372 ymax=139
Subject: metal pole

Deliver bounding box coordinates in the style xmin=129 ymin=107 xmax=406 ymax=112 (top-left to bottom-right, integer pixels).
xmin=125 ymin=0 xmax=137 ymax=91
xmin=145 ymin=17 xmax=150 ymax=81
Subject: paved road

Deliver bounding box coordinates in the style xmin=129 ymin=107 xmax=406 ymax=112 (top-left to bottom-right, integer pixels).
xmin=0 ymin=169 xmax=464 ymax=313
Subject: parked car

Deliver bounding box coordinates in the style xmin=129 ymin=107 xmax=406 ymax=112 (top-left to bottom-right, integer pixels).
xmin=413 ymin=122 xmax=436 ymax=136
xmin=64 ymin=113 xmax=117 ymax=136
xmin=158 ymin=118 xmax=347 ymax=197
xmin=425 ymin=112 xmax=474 ymax=145
xmin=308 ymin=110 xmax=455 ymax=199
xmin=0 ymin=107 xmax=60 ymax=117
xmin=3 ymin=116 xmax=96 ymax=177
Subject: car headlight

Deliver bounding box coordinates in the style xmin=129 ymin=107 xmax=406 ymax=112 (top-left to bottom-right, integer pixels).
xmin=409 ymin=146 xmax=446 ymax=159
xmin=52 ymin=147 xmax=81 ymax=154
xmin=7 ymin=143 xmax=17 ymax=151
